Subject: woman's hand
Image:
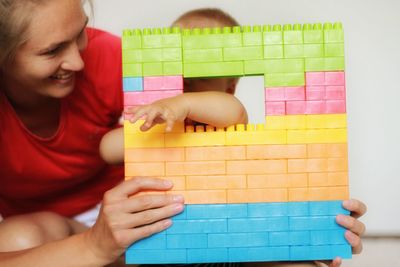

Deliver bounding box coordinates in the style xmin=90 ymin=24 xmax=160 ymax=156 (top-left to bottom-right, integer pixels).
xmin=83 ymin=177 xmax=184 ymax=265
xmin=316 ymin=199 xmax=367 ymax=267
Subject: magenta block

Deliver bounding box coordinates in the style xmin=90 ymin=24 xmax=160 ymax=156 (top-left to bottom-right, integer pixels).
xmin=286 ymin=101 xmax=307 ymax=115
xmin=265 ymin=88 xmax=286 ymax=101
xmin=326 ymin=100 xmax=346 ymax=113
xmin=124 ymin=90 xmax=182 ymax=106
xmin=326 ymin=86 xmax=346 ymax=100
xmin=144 ymin=76 xmax=184 ymax=91
xmin=305 ymin=72 xmax=325 ymax=85
xmin=285 ymin=87 xmax=305 ymax=101
xmin=306 ymin=86 xmax=325 ymax=100
xmin=265 ymin=101 xmax=286 ymax=115
xmin=306 ymin=101 xmax=326 ymax=114
xmin=325 ymin=72 xmax=345 ymax=86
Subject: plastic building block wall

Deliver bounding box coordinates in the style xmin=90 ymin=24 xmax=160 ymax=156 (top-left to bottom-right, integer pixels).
xmin=122 ymin=22 xmax=351 ymax=264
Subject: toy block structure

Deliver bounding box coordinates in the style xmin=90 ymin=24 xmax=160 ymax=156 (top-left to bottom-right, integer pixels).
xmin=122 ymin=22 xmax=351 ymax=264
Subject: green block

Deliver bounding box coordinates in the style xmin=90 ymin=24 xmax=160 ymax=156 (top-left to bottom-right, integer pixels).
xmin=142 ymin=62 xmax=163 ymax=76
xmin=284 ymin=44 xmax=304 ymax=58
xmin=264 ymin=59 xmax=304 ymax=74
xmin=122 ymin=35 xmax=142 ymax=49
xmin=304 ymin=44 xmax=324 ymax=57
xmin=263 ymin=31 xmax=283 ymax=45
xmin=123 ymin=63 xmax=142 ymax=77
xmin=142 ymin=28 xmax=163 ymax=48
xmin=142 ymin=49 xmax=162 ymax=62
xmin=303 ymin=23 xmax=324 ymax=44
xmin=162 ymin=34 xmax=182 ymax=48
xmin=163 ymin=62 xmax=183 ymax=75
xmin=123 ymin=49 xmax=143 ymax=63
xmin=283 ymin=30 xmax=303 ymax=44
xmin=325 ymin=57 xmax=345 ymax=71
xmin=242 ymin=25 xmax=263 ymax=46
xmin=183 ymin=35 xmax=223 ymax=49
xmin=264 ymin=45 xmax=284 ymax=59
xmin=324 ymin=23 xmax=344 ymax=43
xmin=163 ymin=48 xmax=182 ymax=61
xmin=305 ymin=58 xmax=325 ymax=72
xmin=324 ymin=43 xmax=345 ymax=57
xmin=183 ymin=48 xmax=223 ymax=63
xmin=184 ymin=61 xmax=244 ymax=78
xmin=223 ymin=32 xmax=243 ymax=47
xmin=223 ymin=46 xmax=263 ymax=61
xmin=244 ymin=60 xmax=266 ymax=75
xmin=264 ymin=73 xmax=305 ymax=87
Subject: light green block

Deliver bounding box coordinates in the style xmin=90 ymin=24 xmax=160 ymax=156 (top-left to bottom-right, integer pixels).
xmin=162 ymin=48 xmax=182 ymax=61
xmin=264 ymin=59 xmax=304 ymax=74
xmin=283 ymin=30 xmax=303 ymax=44
xmin=142 ymin=49 xmax=162 ymax=62
xmin=223 ymin=46 xmax=263 ymax=61
xmin=182 ymin=34 xmax=223 ymax=49
xmin=163 ymin=62 xmax=183 ymax=75
xmin=324 ymin=43 xmax=345 ymax=57
xmin=122 ymin=36 xmax=142 ymax=49
xmin=264 ymin=45 xmax=284 ymax=59
xmin=123 ymin=49 xmax=143 ymax=63
xmin=243 ymin=60 xmax=266 ymax=75
xmin=324 ymin=23 xmax=344 ymax=43
xmin=123 ymin=63 xmax=142 ymax=77
xmin=263 ymin=31 xmax=283 ymax=45
xmin=264 ymin=73 xmax=285 ymax=87
xmin=285 ymin=73 xmax=305 ymax=86
xmin=304 ymin=44 xmax=324 ymax=57
xmin=184 ymin=61 xmax=244 ymax=78
xmin=325 ymin=57 xmax=345 ymax=71
xmin=142 ymin=28 xmax=163 ymax=48
xmin=305 ymin=57 xmax=345 ymax=72
xmin=305 ymin=58 xmax=325 ymax=72
xmin=243 ymin=31 xmax=263 ymax=46
xmin=142 ymin=62 xmax=163 ymax=76
xmin=183 ymin=48 xmax=223 ymax=63
xmin=284 ymin=44 xmax=304 ymax=58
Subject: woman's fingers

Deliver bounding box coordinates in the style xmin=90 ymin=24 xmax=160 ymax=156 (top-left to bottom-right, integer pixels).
xmin=345 ymin=230 xmax=363 ymax=254
xmin=122 ymin=194 xmax=184 ymax=214
xmin=104 ymin=178 xmax=173 ymax=203
xmin=342 ymin=199 xmax=367 ymax=219
xmin=336 ymin=214 xmax=366 ymax=237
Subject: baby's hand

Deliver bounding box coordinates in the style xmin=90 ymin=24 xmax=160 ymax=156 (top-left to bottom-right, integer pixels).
xmin=126 ymin=96 xmax=189 ymax=132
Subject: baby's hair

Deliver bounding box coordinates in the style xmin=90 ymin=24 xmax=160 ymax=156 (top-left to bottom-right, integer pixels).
xmin=172 ymin=8 xmax=239 ymax=28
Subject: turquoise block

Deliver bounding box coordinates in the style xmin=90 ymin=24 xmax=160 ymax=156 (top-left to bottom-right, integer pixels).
xmin=187 ymin=248 xmax=228 ymax=263
xmin=129 ymin=233 xmax=166 ymax=249
xmin=123 ymin=77 xmax=143 ymax=92
xmin=269 ymin=231 xmax=290 ymax=246
xmin=167 ymin=234 xmax=207 ymax=248
xmin=167 ymin=219 xmax=227 ymax=234
xmin=248 ymin=202 xmax=288 ymax=217
xmin=290 ymin=231 xmax=311 ymax=245
xmin=126 ymin=249 xmax=186 ymax=264
xmin=288 ymin=202 xmax=309 ymax=216
xmin=186 ymin=204 xmax=228 ymax=219
xmin=229 ymin=247 xmax=290 ymax=262
xmin=331 ymin=244 xmax=352 ymax=259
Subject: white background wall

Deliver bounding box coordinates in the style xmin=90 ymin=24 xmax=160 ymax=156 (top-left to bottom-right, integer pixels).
xmin=91 ymin=0 xmax=400 ymax=235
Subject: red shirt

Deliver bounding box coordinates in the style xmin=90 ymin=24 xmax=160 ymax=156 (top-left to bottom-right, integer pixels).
xmin=0 ymin=28 xmax=123 ymax=218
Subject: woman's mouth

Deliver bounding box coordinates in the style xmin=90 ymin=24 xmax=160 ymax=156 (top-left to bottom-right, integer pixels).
xmin=50 ymin=73 xmax=74 ymax=83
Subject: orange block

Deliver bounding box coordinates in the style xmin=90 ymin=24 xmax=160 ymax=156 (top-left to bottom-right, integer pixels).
xmin=307 ymin=144 xmax=348 ymax=158
xmin=226 ymin=160 xmax=287 ymax=175
xmin=288 ymin=188 xmax=308 ymax=201
xmin=308 ymin=172 xmax=330 ymax=187
xmin=288 ymin=159 xmax=307 ymax=173
xmin=308 ymin=187 xmax=331 ymax=200
xmin=185 ymin=146 xmax=246 ymax=161
xmin=329 ymin=186 xmax=349 ymax=200
xmin=227 ymin=188 xmax=287 ymax=203
xmin=327 ymin=144 xmax=348 ymax=158
xmin=328 ymin=158 xmax=348 ymax=171
xmin=328 ymin=172 xmax=349 ymax=186
xmin=125 ymin=162 xmax=165 ymax=177
xmin=287 ymin=173 xmax=308 ymax=187
xmin=124 ymin=147 xmax=184 ymax=162
xmin=246 ymin=145 xmax=307 ymax=159
xmin=164 ymin=176 xmax=186 ymax=190
xmin=186 ymin=175 xmax=246 ymax=190
xmin=247 ymin=174 xmax=288 ymax=188
xmin=170 ymin=190 xmax=227 ymax=204
xmin=166 ymin=161 xmax=226 ymax=176
xmin=307 ymin=158 xmax=328 ymax=172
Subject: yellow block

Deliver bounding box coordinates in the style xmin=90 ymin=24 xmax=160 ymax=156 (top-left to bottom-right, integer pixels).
xmin=306 ymin=114 xmax=347 ymax=129
xmin=165 ymin=131 xmax=226 ymax=147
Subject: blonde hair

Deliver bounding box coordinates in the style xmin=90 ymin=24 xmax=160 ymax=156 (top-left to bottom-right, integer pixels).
xmin=0 ymin=0 xmax=91 ymax=68
xmin=173 ymin=8 xmax=239 ymax=28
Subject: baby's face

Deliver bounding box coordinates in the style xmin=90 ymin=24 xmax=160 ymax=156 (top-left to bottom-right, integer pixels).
xmin=184 ymin=77 xmax=235 ymax=94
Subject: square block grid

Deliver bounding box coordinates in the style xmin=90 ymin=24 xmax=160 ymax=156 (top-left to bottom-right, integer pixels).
xmin=126 ymin=202 xmax=351 ymax=264
xmin=122 ymin=22 xmax=350 ymax=264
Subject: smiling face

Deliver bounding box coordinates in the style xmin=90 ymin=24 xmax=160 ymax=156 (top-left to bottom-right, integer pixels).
xmin=1 ymin=0 xmax=88 ymax=101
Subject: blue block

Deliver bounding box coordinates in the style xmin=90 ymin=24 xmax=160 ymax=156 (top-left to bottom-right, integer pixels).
xmin=171 ymin=206 xmax=187 ymax=220
xmin=331 ymin=244 xmax=352 ymax=259
xmin=128 ymin=233 xmax=166 ymax=249
xmin=167 ymin=234 xmax=207 ymax=248
xmin=269 ymin=231 xmax=290 ymax=246
xmin=290 ymin=231 xmax=310 ymax=245
xmin=187 ymin=204 xmax=228 ymax=219
xmin=227 ymin=204 xmax=248 ymax=218
xmin=125 ymin=249 xmax=186 ymax=264
xmin=330 ymin=229 xmax=348 ymax=245
xmin=330 ymin=201 xmax=351 ymax=215
xmin=187 ymin=248 xmax=229 ymax=263
xmin=229 ymin=247 xmax=290 ymax=262
xmin=167 ymin=219 xmax=227 ymax=234
xmin=248 ymin=202 xmax=288 ymax=217
xmin=310 ymin=201 xmax=331 ymax=216
xmin=288 ymin=202 xmax=309 ymax=216
xmin=290 ymin=246 xmax=312 ymax=261
xmin=208 ymin=233 xmax=268 ymax=248
xmin=310 ymin=229 xmax=348 ymax=245
xmin=123 ymin=77 xmax=143 ymax=91
xmin=309 ymin=245 xmax=332 ymax=260
xmin=228 ymin=217 xmax=289 ymax=232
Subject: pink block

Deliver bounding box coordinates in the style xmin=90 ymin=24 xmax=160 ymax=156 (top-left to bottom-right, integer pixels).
xmin=265 ymin=87 xmax=286 ymax=101
xmin=326 ymin=100 xmax=346 ymax=113
xmin=325 ymin=72 xmax=345 ymax=86
xmin=326 ymin=86 xmax=346 ymax=100
xmin=306 ymin=86 xmax=325 ymax=100
xmin=265 ymin=101 xmax=286 ymax=115
xmin=144 ymin=76 xmax=183 ymax=91
xmin=286 ymin=101 xmax=307 ymax=115
xmin=306 ymin=72 xmax=325 ymax=85
xmin=124 ymin=90 xmax=182 ymax=106
xmin=285 ymin=86 xmax=305 ymax=101
xmin=306 ymin=101 xmax=326 ymax=114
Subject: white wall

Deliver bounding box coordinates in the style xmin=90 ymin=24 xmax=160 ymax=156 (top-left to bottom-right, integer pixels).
xmin=92 ymin=0 xmax=400 ymax=235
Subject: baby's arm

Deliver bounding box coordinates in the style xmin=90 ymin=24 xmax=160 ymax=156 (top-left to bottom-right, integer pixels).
xmin=127 ymin=91 xmax=248 ymax=132
xmin=99 ymin=127 xmax=124 ymax=165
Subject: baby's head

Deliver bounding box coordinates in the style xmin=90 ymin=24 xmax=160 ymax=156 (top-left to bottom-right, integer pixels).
xmin=173 ymin=8 xmax=240 ymax=95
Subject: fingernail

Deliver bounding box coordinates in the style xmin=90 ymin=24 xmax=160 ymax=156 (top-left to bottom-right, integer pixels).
xmin=163 ymin=180 xmax=173 ymax=187
xmin=163 ymin=219 xmax=172 ymax=228
xmin=173 ymin=203 xmax=184 ymax=212
xmin=172 ymin=195 xmax=184 ymax=202
xmin=343 ymin=199 xmax=352 ymax=207
xmin=336 ymin=214 xmax=346 ymax=224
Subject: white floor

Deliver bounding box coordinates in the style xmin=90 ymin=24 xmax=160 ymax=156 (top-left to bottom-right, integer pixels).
xmin=342 ymin=237 xmax=400 ymax=267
